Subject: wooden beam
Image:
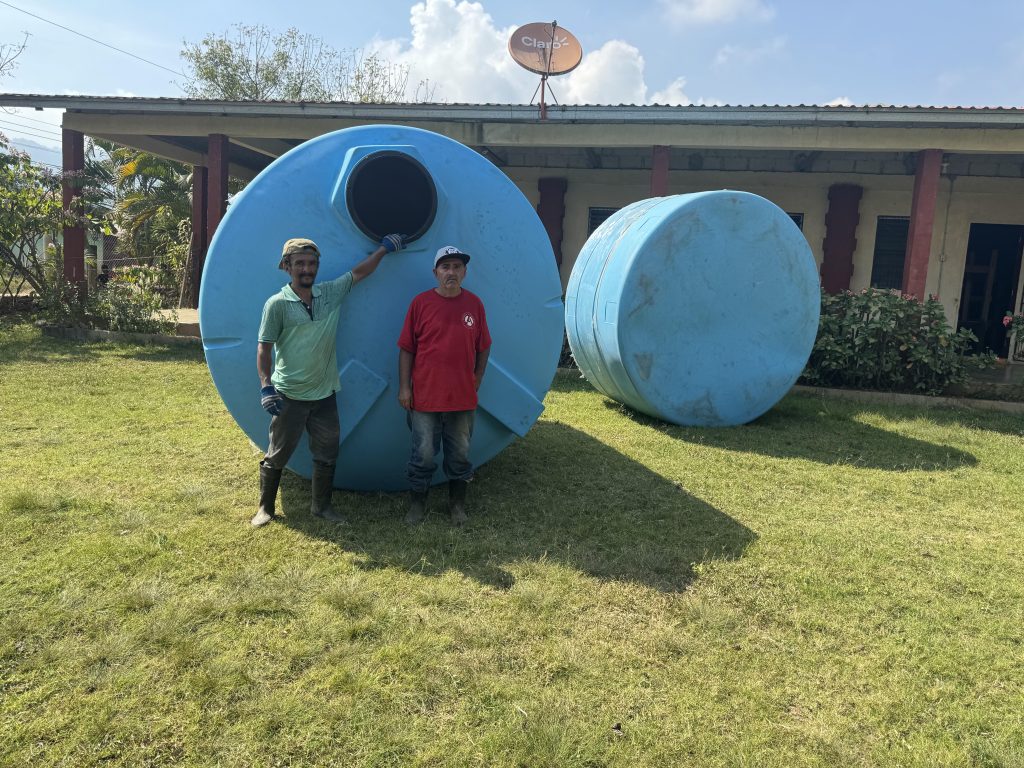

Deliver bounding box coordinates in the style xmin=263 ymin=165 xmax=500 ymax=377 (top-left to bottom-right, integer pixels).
xmin=189 ymin=166 xmax=208 ymax=309
xmin=902 ymin=149 xmax=943 ymax=299
xmin=820 ymin=184 xmax=863 ymax=294
xmin=61 ymin=128 xmax=86 ymax=290
xmin=207 ymin=134 xmax=229 ymax=249
xmin=231 ymin=137 xmax=298 ymax=159
xmin=95 ymin=133 xmax=261 ymax=181
xmin=537 ymin=178 xmax=568 ymax=267
xmin=650 ymin=145 xmax=670 ymax=196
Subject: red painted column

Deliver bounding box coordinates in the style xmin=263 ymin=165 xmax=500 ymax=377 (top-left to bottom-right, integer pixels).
xmin=206 ymin=133 xmax=230 ymax=251
xmin=820 ymin=184 xmax=863 ymax=293
xmin=650 ymin=145 xmax=670 ymax=197
xmin=189 ymin=166 xmax=209 ymax=308
xmin=61 ymin=128 xmax=86 ymax=289
xmin=902 ymin=148 xmax=943 ymax=299
xmin=537 ymin=177 xmax=568 ymax=267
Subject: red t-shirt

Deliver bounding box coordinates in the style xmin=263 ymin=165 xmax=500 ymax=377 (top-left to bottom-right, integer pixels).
xmin=398 ymin=288 xmax=492 ymax=412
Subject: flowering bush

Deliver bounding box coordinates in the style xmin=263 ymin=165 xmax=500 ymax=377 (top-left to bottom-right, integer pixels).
xmin=800 ymin=288 xmax=992 ymax=395
xmin=88 ymin=265 xmax=176 ymax=334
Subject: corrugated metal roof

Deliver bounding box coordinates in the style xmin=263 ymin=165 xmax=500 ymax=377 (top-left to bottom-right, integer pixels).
xmin=1 ymin=93 xmax=1022 ymax=110
xmin=2 ymin=94 xmax=1022 ymax=131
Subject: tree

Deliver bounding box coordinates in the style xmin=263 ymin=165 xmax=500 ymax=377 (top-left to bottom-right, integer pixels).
xmin=180 ymin=24 xmax=432 ymax=102
xmin=0 ymin=133 xmax=69 ymax=302
xmin=0 ymin=32 xmax=28 ymax=80
xmin=95 ymin=141 xmax=192 ymax=261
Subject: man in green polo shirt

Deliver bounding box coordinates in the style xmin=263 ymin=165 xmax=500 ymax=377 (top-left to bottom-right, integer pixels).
xmin=252 ymin=234 xmax=404 ymax=528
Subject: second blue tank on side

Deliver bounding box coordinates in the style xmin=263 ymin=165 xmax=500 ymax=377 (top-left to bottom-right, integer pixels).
xmin=565 ymin=190 xmax=820 ymax=427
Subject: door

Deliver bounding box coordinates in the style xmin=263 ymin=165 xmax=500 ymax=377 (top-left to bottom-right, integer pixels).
xmin=957 ymin=223 xmax=1024 ymax=356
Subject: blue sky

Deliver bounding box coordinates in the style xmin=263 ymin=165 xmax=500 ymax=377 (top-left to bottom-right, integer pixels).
xmin=2 ymin=0 xmax=1024 ymax=164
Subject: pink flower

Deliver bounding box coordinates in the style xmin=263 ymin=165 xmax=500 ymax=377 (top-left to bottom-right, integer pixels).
xmin=1004 ymin=315 xmax=1013 ymax=328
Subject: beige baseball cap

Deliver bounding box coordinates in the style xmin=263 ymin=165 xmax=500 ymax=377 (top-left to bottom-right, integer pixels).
xmin=279 ymin=238 xmax=320 ymax=269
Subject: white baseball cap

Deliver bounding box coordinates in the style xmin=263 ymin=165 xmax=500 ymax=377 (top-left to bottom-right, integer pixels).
xmin=433 ymin=245 xmax=471 ymax=268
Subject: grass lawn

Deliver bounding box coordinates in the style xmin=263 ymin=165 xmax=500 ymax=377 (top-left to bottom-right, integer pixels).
xmin=1 ymin=317 xmax=1023 ymax=767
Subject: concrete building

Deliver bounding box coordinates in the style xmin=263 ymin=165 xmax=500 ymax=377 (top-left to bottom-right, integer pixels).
xmin=3 ymin=95 xmax=1023 ymax=357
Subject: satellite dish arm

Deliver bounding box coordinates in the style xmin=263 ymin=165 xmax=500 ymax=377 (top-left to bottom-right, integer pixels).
xmin=544 ymin=21 xmax=558 ymax=79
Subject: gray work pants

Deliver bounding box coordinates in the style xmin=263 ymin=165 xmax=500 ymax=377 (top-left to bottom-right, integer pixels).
xmin=263 ymin=393 xmax=340 ymax=470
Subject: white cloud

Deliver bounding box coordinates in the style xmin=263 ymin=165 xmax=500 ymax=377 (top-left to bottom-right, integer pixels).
xmin=562 ymin=40 xmax=647 ymax=105
xmin=373 ymin=0 xmax=709 ymax=106
xmin=660 ymin=0 xmax=774 ymax=25
xmin=826 ymin=96 xmax=854 ymax=107
xmin=650 ymin=77 xmax=692 ymax=106
xmin=372 ymin=0 xmax=716 ymax=107
xmin=369 ymin=0 xmax=531 ymax=104
xmin=714 ymin=36 xmax=786 ymax=66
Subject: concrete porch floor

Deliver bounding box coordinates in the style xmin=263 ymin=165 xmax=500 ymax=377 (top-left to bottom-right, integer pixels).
xmin=156 ymin=308 xmax=199 ymax=337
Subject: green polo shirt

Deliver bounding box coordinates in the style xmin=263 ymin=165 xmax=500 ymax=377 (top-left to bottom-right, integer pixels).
xmin=258 ymin=272 xmax=354 ymax=401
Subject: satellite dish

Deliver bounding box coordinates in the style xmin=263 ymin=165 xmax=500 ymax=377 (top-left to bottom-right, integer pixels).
xmin=508 ymin=21 xmax=583 ymax=120
xmin=508 ymin=21 xmax=583 ymax=76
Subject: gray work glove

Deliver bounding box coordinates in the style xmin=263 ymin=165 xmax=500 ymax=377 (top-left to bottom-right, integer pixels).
xmin=261 ymin=385 xmax=283 ymax=416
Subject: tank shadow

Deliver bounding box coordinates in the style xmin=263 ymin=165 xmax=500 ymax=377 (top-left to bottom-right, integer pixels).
xmin=277 ymin=420 xmax=755 ymax=593
xmin=598 ymin=394 xmax=977 ymax=471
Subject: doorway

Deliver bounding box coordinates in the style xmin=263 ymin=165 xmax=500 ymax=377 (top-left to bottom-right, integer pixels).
xmin=957 ymin=223 xmax=1024 ymax=356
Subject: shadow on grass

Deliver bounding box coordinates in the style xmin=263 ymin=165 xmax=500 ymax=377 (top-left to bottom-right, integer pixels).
xmin=553 ymin=368 xmax=1023 ymax=442
xmin=545 ymin=370 xmax=976 ymax=471
xmin=600 ymin=397 xmax=977 ymax=471
xmin=278 ymin=420 xmax=755 ymax=593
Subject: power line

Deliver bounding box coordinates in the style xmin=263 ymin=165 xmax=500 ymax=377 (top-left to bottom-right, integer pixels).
xmin=0 ymin=124 xmax=62 ymax=144
xmin=0 ymin=117 xmax=62 ymax=139
xmin=0 ymin=107 xmax=62 ymax=128
xmin=0 ymin=0 xmax=188 ymax=79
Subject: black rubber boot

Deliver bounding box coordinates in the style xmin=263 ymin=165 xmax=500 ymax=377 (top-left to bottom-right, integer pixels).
xmin=405 ymin=489 xmax=428 ymax=526
xmin=251 ymin=462 xmax=282 ymax=527
xmin=449 ymin=480 xmax=468 ymax=527
xmin=311 ymin=462 xmax=346 ymax=524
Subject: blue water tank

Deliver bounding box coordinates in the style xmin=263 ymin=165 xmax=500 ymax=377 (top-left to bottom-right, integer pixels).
xmin=565 ymin=191 xmax=820 ymax=427
xmin=199 ymin=125 xmax=563 ymax=491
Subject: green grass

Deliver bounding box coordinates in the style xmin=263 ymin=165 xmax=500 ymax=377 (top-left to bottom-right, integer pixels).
xmin=1 ymin=316 xmax=1023 ymax=767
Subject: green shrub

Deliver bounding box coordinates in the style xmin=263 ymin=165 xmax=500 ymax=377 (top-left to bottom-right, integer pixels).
xmin=800 ymin=288 xmax=992 ymax=395
xmin=88 ymin=265 xmax=175 ymax=334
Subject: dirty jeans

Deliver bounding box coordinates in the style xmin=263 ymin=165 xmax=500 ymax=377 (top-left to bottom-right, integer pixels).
xmin=406 ymin=409 xmax=475 ymax=492
xmin=263 ymin=393 xmax=340 ymax=472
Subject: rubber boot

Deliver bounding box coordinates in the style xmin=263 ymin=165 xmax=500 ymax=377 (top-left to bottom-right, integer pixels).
xmin=310 ymin=462 xmax=346 ymax=524
xmin=449 ymin=480 xmax=468 ymax=527
xmin=251 ymin=462 xmax=282 ymax=527
xmin=405 ymin=489 xmax=428 ymax=526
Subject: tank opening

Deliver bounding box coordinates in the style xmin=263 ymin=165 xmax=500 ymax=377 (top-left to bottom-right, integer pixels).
xmin=346 ymin=151 xmax=437 ymax=244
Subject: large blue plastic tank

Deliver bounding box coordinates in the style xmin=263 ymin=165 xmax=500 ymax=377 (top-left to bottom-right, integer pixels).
xmin=565 ymin=190 xmax=820 ymax=427
xmin=199 ymin=125 xmax=563 ymax=491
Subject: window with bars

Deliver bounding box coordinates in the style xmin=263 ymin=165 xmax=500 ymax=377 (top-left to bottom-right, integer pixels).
xmin=787 ymin=213 xmax=804 ymax=230
xmin=870 ymin=216 xmax=910 ymax=290
xmin=588 ymin=207 xmax=620 ymax=235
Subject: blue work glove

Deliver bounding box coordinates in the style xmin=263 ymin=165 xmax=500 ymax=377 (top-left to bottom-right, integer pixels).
xmin=261 ymin=385 xmax=283 ymax=416
xmin=381 ymin=233 xmax=406 ymax=253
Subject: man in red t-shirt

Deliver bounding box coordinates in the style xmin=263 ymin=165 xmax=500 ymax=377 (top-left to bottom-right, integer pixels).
xmin=398 ymin=245 xmax=491 ymax=526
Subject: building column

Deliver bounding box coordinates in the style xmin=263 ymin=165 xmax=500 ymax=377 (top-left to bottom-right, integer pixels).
xmin=537 ymin=178 xmax=568 ymax=267
xmin=206 ymin=133 xmax=230 ymax=252
xmin=902 ymin=148 xmax=943 ymax=299
xmin=650 ymin=145 xmax=670 ymax=197
xmin=61 ymin=128 xmax=86 ymax=289
xmin=189 ymin=165 xmax=209 ymax=308
xmin=820 ymin=184 xmax=863 ymax=293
